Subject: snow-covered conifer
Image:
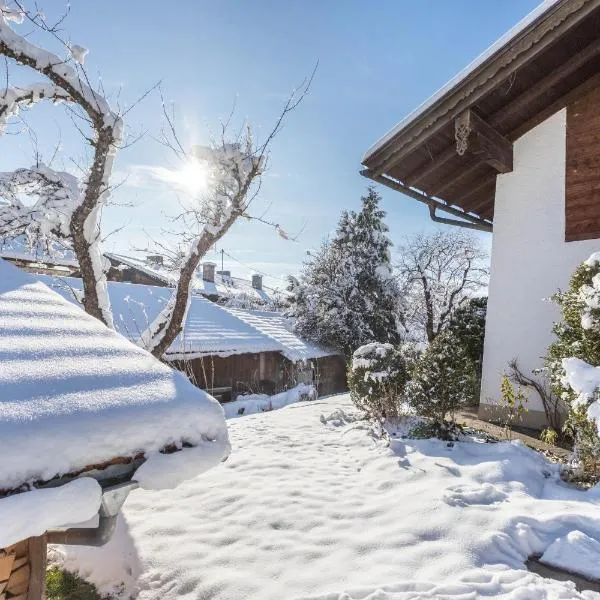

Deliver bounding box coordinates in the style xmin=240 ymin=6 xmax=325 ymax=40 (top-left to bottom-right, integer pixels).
xmin=289 ymin=187 xmax=401 ymax=357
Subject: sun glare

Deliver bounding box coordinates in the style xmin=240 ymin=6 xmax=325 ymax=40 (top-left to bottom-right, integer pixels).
xmin=168 ymin=160 xmax=210 ymax=196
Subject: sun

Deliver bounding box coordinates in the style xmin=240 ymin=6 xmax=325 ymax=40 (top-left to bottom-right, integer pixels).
xmin=161 ymin=160 xmax=210 ymax=196
xmin=172 ymin=160 xmax=211 ymax=195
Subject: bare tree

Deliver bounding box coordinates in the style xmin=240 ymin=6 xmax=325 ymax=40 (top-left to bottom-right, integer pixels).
xmin=0 ymin=3 xmax=122 ymax=327
xmin=396 ymin=230 xmax=488 ymax=342
xmin=140 ymin=73 xmax=315 ymax=359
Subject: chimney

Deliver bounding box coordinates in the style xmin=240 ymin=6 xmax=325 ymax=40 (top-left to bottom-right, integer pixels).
xmin=251 ymin=274 xmax=263 ymax=290
xmin=202 ymin=262 xmax=216 ymax=283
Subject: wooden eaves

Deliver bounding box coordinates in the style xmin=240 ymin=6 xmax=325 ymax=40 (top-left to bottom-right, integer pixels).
xmin=361 ymin=0 xmax=600 ymax=231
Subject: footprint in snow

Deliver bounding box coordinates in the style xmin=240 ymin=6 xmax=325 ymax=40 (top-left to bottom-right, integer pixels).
xmin=443 ymin=483 xmax=508 ymax=507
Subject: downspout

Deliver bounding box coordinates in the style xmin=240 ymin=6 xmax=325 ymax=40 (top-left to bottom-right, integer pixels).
xmin=47 ymin=480 xmax=139 ymax=547
xmin=427 ymin=204 xmax=492 ymax=233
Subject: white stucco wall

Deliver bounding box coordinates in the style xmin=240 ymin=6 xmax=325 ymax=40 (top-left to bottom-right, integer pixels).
xmin=480 ymin=108 xmax=599 ymax=418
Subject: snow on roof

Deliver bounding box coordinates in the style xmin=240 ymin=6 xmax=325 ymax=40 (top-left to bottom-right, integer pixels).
xmin=105 ymin=252 xmax=275 ymax=303
xmin=0 ymin=259 xmax=230 ymax=495
xmin=228 ymin=308 xmax=335 ymax=362
xmin=38 ymin=275 xmax=336 ymax=361
xmin=0 ymin=234 xmax=78 ymax=267
xmin=363 ymin=0 xmax=561 ymax=160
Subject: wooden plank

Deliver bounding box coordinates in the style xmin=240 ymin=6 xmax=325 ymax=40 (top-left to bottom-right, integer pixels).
xmin=4 ymin=542 xmax=27 ymax=559
xmin=430 ymin=161 xmax=484 ymax=198
xmin=6 ymin=564 xmax=29 ymax=594
xmin=26 ymin=536 xmax=46 ymax=600
xmin=566 ymin=79 xmax=600 ymax=241
xmin=11 ymin=557 xmax=28 ymax=572
xmin=0 ymin=555 xmax=14 ymax=583
xmin=403 ymin=145 xmax=457 ymax=187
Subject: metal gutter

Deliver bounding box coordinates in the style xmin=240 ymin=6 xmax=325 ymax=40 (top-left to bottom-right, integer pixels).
xmin=47 ymin=480 xmax=139 ymax=547
xmin=361 ymin=169 xmax=493 ymax=233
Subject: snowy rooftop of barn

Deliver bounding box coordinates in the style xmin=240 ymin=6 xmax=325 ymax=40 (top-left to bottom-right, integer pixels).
xmin=38 ymin=275 xmax=336 ymax=362
xmin=0 ymin=258 xmax=230 ymax=500
xmin=105 ymin=252 xmax=276 ymax=304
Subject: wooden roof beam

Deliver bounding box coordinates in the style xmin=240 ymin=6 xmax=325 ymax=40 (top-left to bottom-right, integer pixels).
xmin=490 ymin=37 xmax=600 ymax=133
xmin=430 ymin=161 xmax=483 ymax=198
xmin=403 ymin=144 xmax=458 ymax=188
xmin=455 ymin=109 xmax=513 ymax=173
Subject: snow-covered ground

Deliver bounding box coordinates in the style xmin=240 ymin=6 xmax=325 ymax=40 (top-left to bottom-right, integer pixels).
xmin=53 ymin=395 xmax=600 ymax=600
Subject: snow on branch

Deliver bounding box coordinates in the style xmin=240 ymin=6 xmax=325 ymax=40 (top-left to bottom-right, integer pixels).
xmin=0 ymin=83 xmax=71 ymax=132
xmin=0 ymin=164 xmax=80 ymax=239
xmin=0 ymin=3 xmax=124 ymax=328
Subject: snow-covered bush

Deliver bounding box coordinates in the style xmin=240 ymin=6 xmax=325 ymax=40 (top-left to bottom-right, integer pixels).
xmin=406 ymin=330 xmax=477 ymax=439
xmin=545 ymin=253 xmax=600 ymax=473
xmin=348 ymin=342 xmax=408 ymax=421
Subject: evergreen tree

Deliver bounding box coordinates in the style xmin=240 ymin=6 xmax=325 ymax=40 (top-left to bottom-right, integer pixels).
xmin=289 ymin=187 xmax=401 ymax=357
xmin=405 ymin=297 xmax=486 ymax=439
xmin=445 ymin=297 xmax=487 ymax=384
xmin=406 ymin=330 xmax=477 ymax=439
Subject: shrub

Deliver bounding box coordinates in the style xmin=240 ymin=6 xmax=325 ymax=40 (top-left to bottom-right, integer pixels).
xmin=545 ymin=253 xmax=600 ymax=473
xmin=406 ymin=330 xmax=477 ymax=439
xmin=498 ymin=375 xmax=528 ymax=440
xmin=348 ymin=342 xmax=408 ymax=421
xmin=46 ymin=568 xmax=106 ymax=600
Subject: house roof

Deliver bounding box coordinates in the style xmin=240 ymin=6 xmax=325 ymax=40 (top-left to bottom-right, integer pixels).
xmin=38 ymin=275 xmax=337 ymax=362
xmin=0 ymin=234 xmax=78 ymax=267
xmin=0 ymin=259 xmax=230 ymax=495
xmin=362 ymin=0 xmax=600 ymax=228
xmin=105 ymin=252 xmax=277 ymax=304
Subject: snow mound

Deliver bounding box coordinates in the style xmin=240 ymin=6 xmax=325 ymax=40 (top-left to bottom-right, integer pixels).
xmin=300 ymin=569 xmax=592 ymax=599
xmin=0 ymin=259 xmax=230 ymax=491
xmin=540 ymin=530 xmax=600 ymax=582
xmin=223 ymin=383 xmax=317 ymax=419
xmin=443 ymin=483 xmax=508 ymax=507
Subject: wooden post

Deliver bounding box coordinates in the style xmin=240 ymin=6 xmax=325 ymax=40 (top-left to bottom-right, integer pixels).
xmin=0 ymin=535 xmax=46 ymax=600
xmin=27 ymin=536 xmax=47 ymax=600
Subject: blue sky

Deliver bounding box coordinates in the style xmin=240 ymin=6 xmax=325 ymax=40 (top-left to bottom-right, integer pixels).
xmin=2 ymin=0 xmax=542 ymax=288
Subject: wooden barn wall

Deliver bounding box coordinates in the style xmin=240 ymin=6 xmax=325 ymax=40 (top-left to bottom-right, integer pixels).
xmin=171 ymin=352 xmax=348 ymax=401
xmin=313 ymin=355 xmax=348 ymax=396
xmin=566 ymin=81 xmax=600 ymax=242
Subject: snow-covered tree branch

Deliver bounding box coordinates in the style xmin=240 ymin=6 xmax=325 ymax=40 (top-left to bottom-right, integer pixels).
xmin=142 ymin=65 xmax=315 ymax=358
xmin=0 ymin=3 xmax=123 ymax=326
